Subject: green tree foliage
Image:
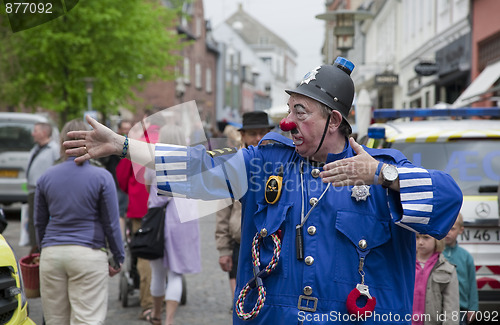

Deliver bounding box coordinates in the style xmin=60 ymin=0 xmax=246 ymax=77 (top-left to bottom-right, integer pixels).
xmin=0 ymin=0 xmax=184 ymax=123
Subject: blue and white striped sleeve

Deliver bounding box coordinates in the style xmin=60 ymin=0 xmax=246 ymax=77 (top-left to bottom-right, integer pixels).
xmin=154 ymin=143 xmax=248 ymax=200
xmin=155 ymin=143 xmax=189 ymax=197
xmin=391 ymin=165 xmax=463 ymax=239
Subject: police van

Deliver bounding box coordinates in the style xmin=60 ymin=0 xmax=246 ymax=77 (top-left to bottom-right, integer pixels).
xmin=365 ymin=107 xmax=500 ymax=312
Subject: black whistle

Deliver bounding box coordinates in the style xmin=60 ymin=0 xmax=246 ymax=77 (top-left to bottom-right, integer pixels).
xmin=295 ymin=225 xmax=304 ymax=260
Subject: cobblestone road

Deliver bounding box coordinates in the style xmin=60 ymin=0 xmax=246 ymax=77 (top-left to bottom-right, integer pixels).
xmin=4 ymin=210 xmax=233 ymax=325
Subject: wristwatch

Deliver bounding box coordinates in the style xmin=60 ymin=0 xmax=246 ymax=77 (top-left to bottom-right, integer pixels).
xmin=381 ymin=164 xmax=398 ymax=188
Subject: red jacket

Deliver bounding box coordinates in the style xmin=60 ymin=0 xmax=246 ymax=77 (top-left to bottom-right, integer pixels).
xmin=116 ymin=124 xmax=160 ymax=218
xmin=116 ymin=158 xmax=148 ymax=219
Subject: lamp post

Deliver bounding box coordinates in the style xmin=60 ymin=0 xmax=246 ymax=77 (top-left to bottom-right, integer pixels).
xmin=83 ymin=77 xmax=95 ymax=112
xmin=316 ymin=9 xmax=372 ymax=62
xmin=333 ymin=12 xmax=355 ymax=57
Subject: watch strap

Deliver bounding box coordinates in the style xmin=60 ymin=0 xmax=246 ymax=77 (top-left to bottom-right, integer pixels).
xmin=373 ymin=161 xmax=384 ymax=185
xmin=382 ymin=178 xmax=392 ymax=188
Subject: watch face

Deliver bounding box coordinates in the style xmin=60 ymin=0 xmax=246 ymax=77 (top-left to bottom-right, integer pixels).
xmin=383 ymin=165 xmax=398 ymax=182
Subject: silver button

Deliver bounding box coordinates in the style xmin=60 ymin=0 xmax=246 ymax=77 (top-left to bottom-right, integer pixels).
xmin=309 ymin=197 xmax=318 ymax=206
xmin=305 ymin=256 xmax=314 ymax=265
xmin=311 ymin=169 xmax=320 ymax=178
xmin=260 ymin=228 xmax=268 ymax=237
xmin=358 ymin=239 xmax=368 ymax=249
xmin=307 ymin=226 xmax=316 ymax=235
xmin=303 ymin=286 xmax=313 ymax=295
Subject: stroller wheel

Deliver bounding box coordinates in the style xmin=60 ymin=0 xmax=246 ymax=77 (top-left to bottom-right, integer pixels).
xmin=120 ymin=274 xmax=129 ymax=307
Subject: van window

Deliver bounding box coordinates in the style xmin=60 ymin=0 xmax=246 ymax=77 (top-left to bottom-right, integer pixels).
xmin=0 ymin=121 xmax=35 ymax=152
xmin=392 ymin=140 xmax=500 ymax=195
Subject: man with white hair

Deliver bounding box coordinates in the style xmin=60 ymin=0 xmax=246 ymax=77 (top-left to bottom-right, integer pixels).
xmin=27 ymin=122 xmax=59 ymax=254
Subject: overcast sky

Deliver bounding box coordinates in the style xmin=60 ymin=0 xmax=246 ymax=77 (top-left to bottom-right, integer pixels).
xmin=203 ymin=0 xmax=326 ymax=82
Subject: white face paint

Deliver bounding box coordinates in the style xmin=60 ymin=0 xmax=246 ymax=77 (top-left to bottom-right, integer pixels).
xmin=285 ymin=95 xmax=328 ymax=159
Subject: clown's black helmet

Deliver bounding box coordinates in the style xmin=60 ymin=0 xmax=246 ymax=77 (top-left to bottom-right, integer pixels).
xmin=285 ymin=57 xmax=355 ymax=124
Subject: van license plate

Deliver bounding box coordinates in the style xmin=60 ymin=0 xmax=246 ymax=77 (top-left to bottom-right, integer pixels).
xmin=459 ymin=228 xmax=500 ymax=243
xmin=0 ymin=170 xmax=18 ymax=178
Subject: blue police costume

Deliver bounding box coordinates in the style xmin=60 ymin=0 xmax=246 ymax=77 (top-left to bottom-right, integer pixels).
xmin=154 ymin=58 xmax=462 ymax=324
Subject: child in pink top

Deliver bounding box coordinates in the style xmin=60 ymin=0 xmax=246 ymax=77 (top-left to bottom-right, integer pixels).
xmin=413 ymin=234 xmax=459 ymax=325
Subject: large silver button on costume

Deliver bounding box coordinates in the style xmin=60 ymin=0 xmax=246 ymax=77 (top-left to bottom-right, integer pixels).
xmin=358 ymin=239 xmax=368 ymax=249
xmin=305 ymin=256 xmax=314 ymax=265
xmin=307 ymin=226 xmax=316 ymax=235
xmin=303 ymin=286 xmax=313 ymax=295
xmin=311 ymin=169 xmax=320 ymax=178
xmin=309 ymin=197 xmax=318 ymax=206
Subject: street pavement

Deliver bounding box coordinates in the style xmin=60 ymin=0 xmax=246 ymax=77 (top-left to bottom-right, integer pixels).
xmin=3 ymin=210 xmax=233 ymax=325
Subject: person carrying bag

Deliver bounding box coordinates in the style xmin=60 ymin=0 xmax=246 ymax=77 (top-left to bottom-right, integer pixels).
xmin=130 ymin=202 xmax=168 ymax=260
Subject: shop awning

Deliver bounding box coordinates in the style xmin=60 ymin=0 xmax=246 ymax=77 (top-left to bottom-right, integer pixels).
xmin=452 ymin=59 xmax=500 ymax=108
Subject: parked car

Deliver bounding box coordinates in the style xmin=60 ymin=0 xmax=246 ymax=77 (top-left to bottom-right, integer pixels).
xmin=365 ymin=107 xmax=500 ymax=314
xmin=0 ymin=112 xmax=59 ymax=207
xmin=0 ymin=208 xmax=36 ymax=324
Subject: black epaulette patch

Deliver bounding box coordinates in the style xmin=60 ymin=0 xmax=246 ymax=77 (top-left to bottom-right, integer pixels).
xmin=206 ymin=147 xmax=238 ymax=157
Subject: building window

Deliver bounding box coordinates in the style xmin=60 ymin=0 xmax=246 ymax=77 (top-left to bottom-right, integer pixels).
xmin=408 ymin=76 xmax=421 ymax=94
xmin=183 ymin=58 xmax=190 ymax=84
xmin=478 ymin=32 xmax=500 ymax=71
xmin=410 ymin=97 xmax=422 ymax=108
xmin=181 ymin=2 xmax=192 ymax=28
xmin=261 ymin=57 xmax=272 ymax=70
xmin=409 ymin=0 xmax=416 ymax=37
xmin=195 ymin=17 xmax=202 ymax=37
xmin=195 ymin=63 xmax=202 ymax=90
xmin=425 ymin=0 xmax=432 ymax=24
xmin=378 ymin=87 xmax=394 ymax=109
xmin=205 ymin=68 xmax=212 ymax=93
xmin=259 ymin=36 xmax=269 ymax=45
xmin=438 ymin=0 xmax=450 ymax=14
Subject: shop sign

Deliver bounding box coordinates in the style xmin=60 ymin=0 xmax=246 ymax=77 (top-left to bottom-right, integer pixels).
xmin=414 ymin=61 xmax=439 ymax=76
xmin=375 ymin=73 xmax=399 ymax=86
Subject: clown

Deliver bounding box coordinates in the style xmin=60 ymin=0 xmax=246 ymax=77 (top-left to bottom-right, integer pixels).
xmin=64 ymin=57 xmax=462 ymax=325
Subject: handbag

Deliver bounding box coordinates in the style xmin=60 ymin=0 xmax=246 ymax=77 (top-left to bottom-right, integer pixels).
xmin=129 ymin=202 xmax=168 ymax=260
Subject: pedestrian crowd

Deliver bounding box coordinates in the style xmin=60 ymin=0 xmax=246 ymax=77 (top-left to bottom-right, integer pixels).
xmin=20 ymin=57 xmax=481 ymax=325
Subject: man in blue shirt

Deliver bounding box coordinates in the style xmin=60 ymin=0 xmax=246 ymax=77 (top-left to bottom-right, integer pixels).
xmin=64 ymin=57 xmax=463 ymax=324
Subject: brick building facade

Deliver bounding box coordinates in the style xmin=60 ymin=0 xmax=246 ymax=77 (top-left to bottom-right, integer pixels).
xmin=133 ymin=0 xmax=218 ymax=132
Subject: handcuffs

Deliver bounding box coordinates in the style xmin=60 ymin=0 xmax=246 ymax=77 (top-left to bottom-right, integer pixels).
xmin=346 ymin=250 xmax=377 ymax=319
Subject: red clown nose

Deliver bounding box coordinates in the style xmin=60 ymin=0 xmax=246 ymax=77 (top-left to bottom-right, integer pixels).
xmin=279 ymin=118 xmax=297 ymax=132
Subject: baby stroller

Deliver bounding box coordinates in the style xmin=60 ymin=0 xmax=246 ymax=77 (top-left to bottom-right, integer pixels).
xmin=118 ymin=218 xmax=187 ymax=307
xmin=118 ymin=219 xmax=141 ymax=307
